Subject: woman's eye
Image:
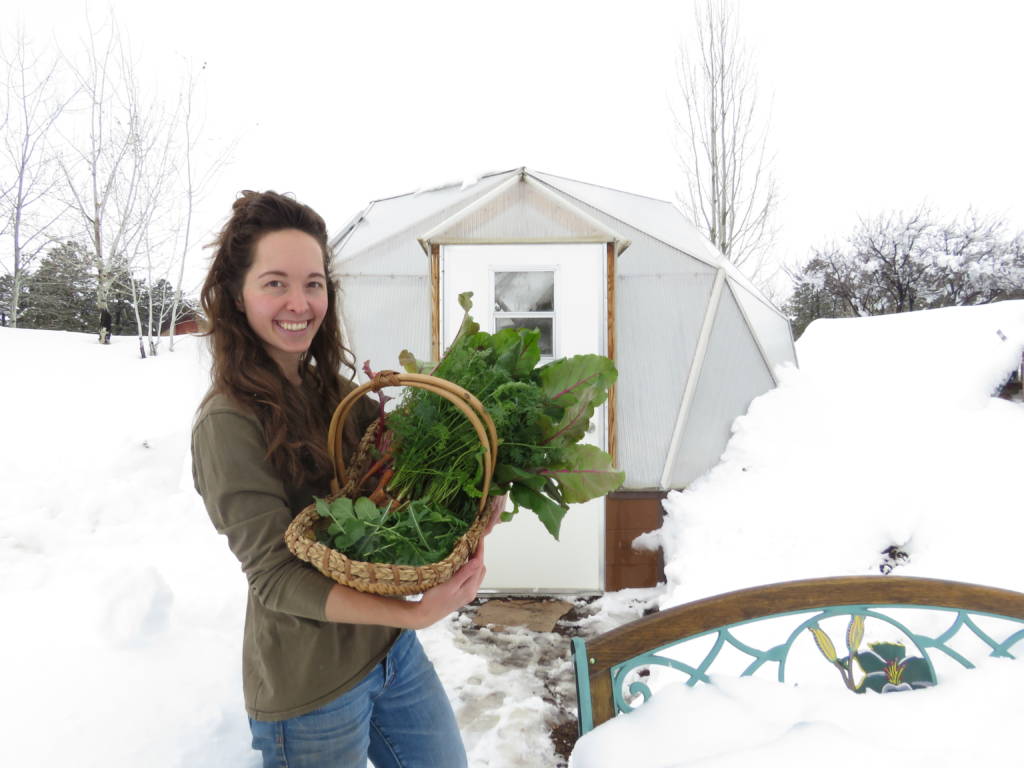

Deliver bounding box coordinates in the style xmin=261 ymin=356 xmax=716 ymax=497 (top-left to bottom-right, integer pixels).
xmin=265 ymin=280 xmax=285 ymax=289
xmin=308 ymin=281 xmax=325 ymax=290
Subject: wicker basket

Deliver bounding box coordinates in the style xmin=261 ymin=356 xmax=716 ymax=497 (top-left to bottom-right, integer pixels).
xmin=284 ymin=370 xmax=499 ymax=596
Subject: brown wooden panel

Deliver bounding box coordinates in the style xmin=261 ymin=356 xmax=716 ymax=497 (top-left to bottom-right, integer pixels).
xmin=589 ymin=671 xmax=615 ymax=728
xmin=606 ymin=242 xmax=617 ymax=467
xmin=430 ymin=244 xmax=440 ymax=360
xmin=605 ymin=493 xmax=665 ymax=591
xmin=586 ymin=575 xmax=1024 ymax=677
xmin=607 ymin=563 xmax=662 ymax=589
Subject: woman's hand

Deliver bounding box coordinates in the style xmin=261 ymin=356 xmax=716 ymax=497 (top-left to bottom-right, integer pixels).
xmin=410 ymin=540 xmax=487 ymax=629
xmin=324 ymin=542 xmax=486 ymax=630
xmin=409 ymin=495 xmax=505 ymax=628
xmin=326 ymin=495 xmax=507 ymax=631
xmin=482 ymin=493 xmax=508 ymax=537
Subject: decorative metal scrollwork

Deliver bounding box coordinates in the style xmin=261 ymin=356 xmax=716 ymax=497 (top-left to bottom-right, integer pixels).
xmin=607 ymin=605 xmax=1024 ymax=713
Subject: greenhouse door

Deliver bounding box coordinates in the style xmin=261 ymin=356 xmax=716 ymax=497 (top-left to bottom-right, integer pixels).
xmin=441 ymin=243 xmax=606 ymax=592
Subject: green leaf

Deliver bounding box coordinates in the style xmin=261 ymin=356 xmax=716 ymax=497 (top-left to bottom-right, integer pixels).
xmin=332 ymin=519 xmax=365 ymax=550
xmin=902 ymin=657 xmax=936 ymax=688
xmin=354 ymin=497 xmax=381 ymax=522
xmin=398 ymin=349 xmax=436 ymax=374
xmin=514 ymin=329 xmax=541 ymax=377
xmin=510 ymin=483 xmax=568 ymax=540
xmin=315 ymin=498 xmax=332 ymax=519
xmin=542 ymin=477 xmax=565 ymax=506
xmin=330 ymin=497 xmax=354 ymax=518
xmin=542 ymin=444 xmax=625 ymax=503
xmin=489 ymin=327 xmax=541 ymax=378
xmin=858 ymin=673 xmax=886 ymax=694
xmin=494 ymin=463 xmax=547 ymax=491
xmin=536 ymin=355 xmax=617 ymax=445
xmin=868 ymin=642 xmax=906 ymax=662
xmin=855 ymin=650 xmax=888 ymax=674
xmin=445 ymin=293 xmax=480 ymax=352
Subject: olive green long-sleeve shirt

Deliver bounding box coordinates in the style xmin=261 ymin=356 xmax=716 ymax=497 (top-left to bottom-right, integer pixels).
xmin=191 ymin=385 xmax=400 ymax=721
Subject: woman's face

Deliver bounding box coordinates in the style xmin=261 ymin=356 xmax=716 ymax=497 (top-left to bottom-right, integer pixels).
xmin=240 ymin=228 xmax=329 ymax=379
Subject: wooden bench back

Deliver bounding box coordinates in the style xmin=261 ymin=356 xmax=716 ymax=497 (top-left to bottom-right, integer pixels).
xmin=573 ymin=576 xmax=1024 ymax=734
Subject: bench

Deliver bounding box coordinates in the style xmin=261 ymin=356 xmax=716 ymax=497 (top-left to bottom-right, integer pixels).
xmin=572 ymin=575 xmax=1024 ymax=735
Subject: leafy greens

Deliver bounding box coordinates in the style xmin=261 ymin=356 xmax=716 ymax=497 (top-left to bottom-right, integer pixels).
xmin=315 ymin=291 xmax=625 ymax=565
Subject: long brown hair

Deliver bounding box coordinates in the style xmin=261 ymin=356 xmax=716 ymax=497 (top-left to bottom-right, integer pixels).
xmin=200 ymin=190 xmax=355 ymax=488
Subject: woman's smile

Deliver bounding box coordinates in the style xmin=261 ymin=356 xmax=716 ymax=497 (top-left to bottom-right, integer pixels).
xmin=240 ymin=228 xmax=330 ymax=380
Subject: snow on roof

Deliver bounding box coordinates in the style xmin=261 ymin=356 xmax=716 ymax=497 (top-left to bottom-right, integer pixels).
xmin=331 ymin=168 xmax=521 ymax=259
xmin=332 ymin=167 xmax=786 ymax=320
xmin=529 ymin=170 xmax=784 ymax=319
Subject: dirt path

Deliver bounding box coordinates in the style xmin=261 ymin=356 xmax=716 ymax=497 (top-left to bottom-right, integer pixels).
xmin=438 ymin=593 xmax=659 ymax=766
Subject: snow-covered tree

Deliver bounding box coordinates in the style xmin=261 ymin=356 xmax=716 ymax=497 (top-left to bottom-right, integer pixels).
xmin=0 ymin=26 xmax=75 ymax=328
xmin=673 ymin=0 xmax=778 ymax=286
xmin=786 ymin=210 xmax=1024 ymax=337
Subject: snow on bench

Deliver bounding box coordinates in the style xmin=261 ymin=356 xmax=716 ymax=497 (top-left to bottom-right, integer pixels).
xmin=571 ymin=575 xmax=1024 ymax=762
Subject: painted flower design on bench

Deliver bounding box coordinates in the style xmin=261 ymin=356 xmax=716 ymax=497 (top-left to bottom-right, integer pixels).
xmin=808 ymin=615 xmax=936 ymax=693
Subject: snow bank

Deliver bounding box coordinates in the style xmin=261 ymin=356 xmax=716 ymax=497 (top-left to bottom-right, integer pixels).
xmin=651 ymin=301 xmax=1024 ymax=606
xmin=5 ymin=301 xmax=1023 ymax=767
xmin=574 ymin=301 xmax=1024 ymax=766
xmin=571 ymin=656 xmax=1024 ymax=767
xmin=0 ymin=331 xmax=259 ymax=766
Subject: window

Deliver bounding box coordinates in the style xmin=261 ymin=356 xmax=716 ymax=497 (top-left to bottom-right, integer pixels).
xmin=493 ymin=270 xmax=554 ymax=357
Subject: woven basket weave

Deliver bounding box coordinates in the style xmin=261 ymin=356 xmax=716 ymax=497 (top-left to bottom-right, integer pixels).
xmin=284 ymin=370 xmax=499 ymax=596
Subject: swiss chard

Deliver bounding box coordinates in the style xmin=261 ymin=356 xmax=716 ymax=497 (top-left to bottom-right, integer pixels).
xmin=316 ymin=291 xmax=625 ymax=565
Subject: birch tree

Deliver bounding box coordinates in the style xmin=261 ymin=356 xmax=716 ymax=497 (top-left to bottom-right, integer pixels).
xmin=60 ymin=16 xmax=175 ymax=345
xmin=674 ymin=0 xmax=777 ymax=285
xmin=0 ymin=27 xmax=75 ymax=328
xmin=167 ymin=61 xmax=233 ymax=352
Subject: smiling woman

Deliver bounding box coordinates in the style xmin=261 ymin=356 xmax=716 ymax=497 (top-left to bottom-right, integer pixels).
xmin=190 ymin=190 xmax=487 ymax=767
xmin=239 ymin=229 xmax=330 ymax=383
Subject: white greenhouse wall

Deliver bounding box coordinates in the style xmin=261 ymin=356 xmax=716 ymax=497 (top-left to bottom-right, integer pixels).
xmin=338 ymin=275 xmax=432 ymax=376
xmin=667 ymin=284 xmax=775 ymax=486
xmin=616 ymin=270 xmax=716 ymax=488
xmin=732 ymin=281 xmax=797 ymax=374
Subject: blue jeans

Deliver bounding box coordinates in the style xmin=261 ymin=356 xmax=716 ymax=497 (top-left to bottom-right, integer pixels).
xmin=249 ymin=630 xmax=467 ymax=767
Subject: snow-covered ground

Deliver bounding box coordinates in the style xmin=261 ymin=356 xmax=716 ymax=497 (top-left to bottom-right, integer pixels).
xmin=2 ymin=300 xmax=1022 ymax=767
xmin=0 ymin=327 xmax=650 ymax=767
xmin=573 ymin=300 xmax=1024 ymax=766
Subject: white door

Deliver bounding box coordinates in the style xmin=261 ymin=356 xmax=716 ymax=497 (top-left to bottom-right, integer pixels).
xmin=441 ymin=243 xmax=606 ymax=592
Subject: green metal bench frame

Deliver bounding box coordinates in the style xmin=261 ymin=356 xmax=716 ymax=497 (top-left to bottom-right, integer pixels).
xmin=572 ymin=575 xmax=1024 ymax=735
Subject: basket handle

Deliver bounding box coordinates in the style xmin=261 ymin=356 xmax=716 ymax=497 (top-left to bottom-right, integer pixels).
xmin=327 ymin=371 xmax=499 ymax=515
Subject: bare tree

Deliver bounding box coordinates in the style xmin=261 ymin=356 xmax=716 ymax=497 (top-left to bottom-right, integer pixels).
xmin=0 ymin=26 xmax=75 ymax=328
xmin=167 ymin=60 xmax=233 ymax=352
xmin=59 ymin=15 xmax=177 ymax=346
xmin=674 ymin=0 xmax=778 ymax=285
xmin=785 ymin=209 xmax=1024 ymax=337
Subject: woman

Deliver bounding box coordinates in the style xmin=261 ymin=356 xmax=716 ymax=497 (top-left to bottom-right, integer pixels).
xmin=191 ymin=190 xmax=489 ymax=767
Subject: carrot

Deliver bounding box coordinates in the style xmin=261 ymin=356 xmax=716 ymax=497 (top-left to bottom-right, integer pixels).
xmin=368 ymin=468 xmax=394 ymax=506
xmin=358 ymin=453 xmax=393 ymax=490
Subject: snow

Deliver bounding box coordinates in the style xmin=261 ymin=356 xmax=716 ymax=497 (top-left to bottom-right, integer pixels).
xmin=573 ymin=300 xmax=1024 ymax=766
xmin=2 ymin=300 xmax=1023 ymax=767
xmin=571 ymin=658 xmax=1024 ymax=767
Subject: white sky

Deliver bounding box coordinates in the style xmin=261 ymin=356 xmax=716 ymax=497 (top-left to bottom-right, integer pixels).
xmin=9 ymin=0 xmax=1024 ymax=294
